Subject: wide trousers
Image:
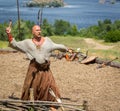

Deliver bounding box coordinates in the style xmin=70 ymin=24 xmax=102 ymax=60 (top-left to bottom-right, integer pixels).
xmin=21 ymin=59 xmax=61 ymax=101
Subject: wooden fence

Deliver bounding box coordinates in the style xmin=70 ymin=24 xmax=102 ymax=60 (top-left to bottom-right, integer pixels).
xmin=0 ymin=99 xmax=88 ymax=111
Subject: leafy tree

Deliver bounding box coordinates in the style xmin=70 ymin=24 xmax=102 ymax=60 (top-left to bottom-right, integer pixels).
xmin=68 ymin=25 xmax=79 ymax=36
xmin=103 ymin=19 xmax=112 ymax=24
xmin=1 ymin=18 xmax=120 ymax=43
xmin=0 ymin=22 xmax=8 ymax=41
xmin=12 ymin=20 xmax=34 ymax=40
xmin=41 ymin=19 xmax=54 ymax=36
xmin=79 ymin=25 xmax=99 ymax=38
xmin=53 ymin=19 xmax=71 ymax=35
xmin=104 ymin=30 xmax=120 ymax=42
xmin=114 ymin=20 xmax=120 ymax=29
xmin=98 ymin=19 xmax=112 ymax=36
xmin=79 ymin=28 xmax=88 ymax=37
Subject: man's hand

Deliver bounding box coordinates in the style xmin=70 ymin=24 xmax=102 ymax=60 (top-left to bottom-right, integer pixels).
xmin=6 ymin=20 xmax=12 ymax=34
xmin=5 ymin=20 xmax=13 ymax=42
xmin=6 ymin=27 xmax=11 ymax=34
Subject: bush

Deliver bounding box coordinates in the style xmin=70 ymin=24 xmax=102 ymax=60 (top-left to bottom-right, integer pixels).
xmin=0 ymin=20 xmax=35 ymax=41
xmin=41 ymin=19 xmax=54 ymax=36
xmin=0 ymin=22 xmax=10 ymax=41
xmin=68 ymin=25 xmax=79 ymax=36
xmin=53 ymin=19 xmax=71 ymax=35
xmin=104 ymin=30 xmax=120 ymax=42
xmin=12 ymin=20 xmax=34 ymax=40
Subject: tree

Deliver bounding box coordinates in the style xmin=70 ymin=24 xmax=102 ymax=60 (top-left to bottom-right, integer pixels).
xmin=0 ymin=22 xmax=8 ymax=41
xmin=41 ymin=19 xmax=54 ymax=36
xmin=12 ymin=20 xmax=34 ymax=40
xmin=114 ymin=20 xmax=120 ymax=29
xmin=104 ymin=30 xmax=120 ymax=42
xmin=53 ymin=19 xmax=71 ymax=35
xmin=68 ymin=25 xmax=79 ymax=36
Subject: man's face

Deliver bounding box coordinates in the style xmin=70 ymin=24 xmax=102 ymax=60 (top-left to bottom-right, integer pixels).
xmin=32 ymin=25 xmax=41 ymax=38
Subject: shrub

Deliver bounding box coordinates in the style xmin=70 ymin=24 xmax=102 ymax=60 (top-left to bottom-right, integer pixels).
xmin=104 ymin=30 xmax=120 ymax=42
xmin=53 ymin=19 xmax=71 ymax=35
xmin=0 ymin=22 xmax=8 ymax=41
xmin=68 ymin=25 xmax=79 ymax=36
xmin=41 ymin=19 xmax=54 ymax=36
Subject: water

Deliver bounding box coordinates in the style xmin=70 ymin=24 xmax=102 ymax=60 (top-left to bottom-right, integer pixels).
xmin=0 ymin=0 xmax=120 ymax=29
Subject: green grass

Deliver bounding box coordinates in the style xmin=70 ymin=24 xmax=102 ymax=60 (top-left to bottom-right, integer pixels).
xmin=89 ymin=49 xmax=120 ymax=61
xmin=0 ymin=41 xmax=9 ymax=48
xmin=50 ymin=36 xmax=88 ymax=50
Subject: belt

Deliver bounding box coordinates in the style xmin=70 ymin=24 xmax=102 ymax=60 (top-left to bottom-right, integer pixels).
xmin=31 ymin=59 xmax=50 ymax=71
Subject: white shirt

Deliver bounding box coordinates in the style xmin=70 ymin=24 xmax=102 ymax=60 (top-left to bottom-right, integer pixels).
xmin=10 ymin=37 xmax=68 ymax=64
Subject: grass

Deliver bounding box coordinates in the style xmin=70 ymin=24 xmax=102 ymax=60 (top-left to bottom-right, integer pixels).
xmin=50 ymin=36 xmax=88 ymax=50
xmin=0 ymin=41 xmax=9 ymax=48
xmin=89 ymin=49 xmax=120 ymax=61
xmin=0 ymin=36 xmax=120 ymax=61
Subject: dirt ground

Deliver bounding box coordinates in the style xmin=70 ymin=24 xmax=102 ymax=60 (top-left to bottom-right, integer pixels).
xmin=0 ymin=51 xmax=120 ymax=111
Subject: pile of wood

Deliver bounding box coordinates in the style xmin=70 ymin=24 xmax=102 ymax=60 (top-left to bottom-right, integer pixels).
xmin=52 ymin=50 xmax=120 ymax=69
xmin=0 ymin=99 xmax=88 ymax=111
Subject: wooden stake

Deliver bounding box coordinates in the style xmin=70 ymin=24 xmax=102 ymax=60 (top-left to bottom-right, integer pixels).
xmin=30 ymin=88 xmax=34 ymax=102
xmin=49 ymin=88 xmax=64 ymax=111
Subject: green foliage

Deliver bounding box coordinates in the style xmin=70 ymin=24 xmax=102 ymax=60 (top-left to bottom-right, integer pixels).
xmin=104 ymin=30 xmax=120 ymax=42
xmin=1 ymin=18 xmax=120 ymax=43
xmin=103 ymin=19 xmax=112 ymax=24
xmin=26 ymin=1 xmax=47 ymax=7
xmin=0 ymin=19 xmax=79 ymax=41
xmin=80 ymin=19 xmax=120 ymax=42
xmin=41 ymin=19 xmax=54 ymax=36
xmin=49 ymin=0 xmax=64 ymax=7
xmin=0 ymin=41 xmax=8 ymax=48
xmin=26 ymin=0 xmax=64 ymax=8
xmin=68 ymin=25 xmax=79 ymax=36
xmin=53 ymin=19 xmax=71 ymax=35
xmin=79 ymin=26 xmax=99 ymax=38
xmin=113 ymin=20 xmax=120 ymax=29
xmin=12 ymin=20 xmax=34 ymax=40
xmin=0 ymin=20 xmax=35 ymax=41
xmin=0 ymin=22 xmax=8 ymax=41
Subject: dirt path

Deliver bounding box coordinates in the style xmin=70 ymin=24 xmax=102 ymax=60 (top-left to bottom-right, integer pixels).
xmin=0 ymin=52 xmax=120 ymax=111
xmin=84 ymin=38 xmax=114 ymax=50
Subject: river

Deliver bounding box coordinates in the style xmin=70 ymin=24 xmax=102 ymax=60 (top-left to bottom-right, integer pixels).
xmin=0 ymin=0 xmax=120 ymax=29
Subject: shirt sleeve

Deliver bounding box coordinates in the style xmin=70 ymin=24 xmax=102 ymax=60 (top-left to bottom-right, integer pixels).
xmin=10 ymin=38 xmax=28 ymax=52
xmin=46 ymin=37 xmax=68 ymax=52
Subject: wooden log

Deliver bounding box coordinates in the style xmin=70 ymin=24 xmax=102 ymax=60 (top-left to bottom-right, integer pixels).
xmin=0 ymin=49 xmax=18 ymax=54
xmin=51 ymin=51 xmax=120 ymax=68
xmin=95 ymin=57 xmax=120 ymax=68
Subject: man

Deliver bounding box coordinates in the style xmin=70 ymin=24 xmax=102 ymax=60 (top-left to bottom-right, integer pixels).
xmin=6 ymin=25 xmax=68 ymax=110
